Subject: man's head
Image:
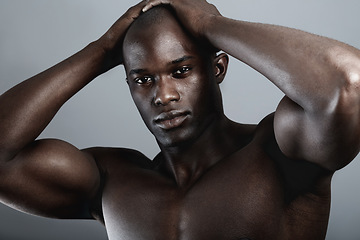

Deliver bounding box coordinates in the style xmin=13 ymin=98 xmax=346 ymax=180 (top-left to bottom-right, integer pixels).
xmin=122 ymin=6 xmax=229 ymax=148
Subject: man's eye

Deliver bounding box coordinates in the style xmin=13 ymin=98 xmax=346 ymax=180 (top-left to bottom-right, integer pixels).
xmin=134 ymin=76 xmax=153 ymax=84
xmin=173 ymin=67 xmax=191 ymax=77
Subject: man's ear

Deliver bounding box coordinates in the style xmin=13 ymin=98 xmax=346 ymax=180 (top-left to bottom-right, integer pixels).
xmin=213 ymin=53 xmax=229 ymax=84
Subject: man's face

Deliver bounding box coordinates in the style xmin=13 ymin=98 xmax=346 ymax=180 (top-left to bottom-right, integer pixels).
xmin=122 ymin=12 xmax=223 ymax=148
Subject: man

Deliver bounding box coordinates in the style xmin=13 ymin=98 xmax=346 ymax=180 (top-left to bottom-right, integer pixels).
xmin=0 ymin=0 xmax=360 ymax=239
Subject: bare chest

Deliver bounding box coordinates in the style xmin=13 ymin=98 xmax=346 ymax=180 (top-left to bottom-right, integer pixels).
xmin=99 ymin=147 xmax=331 ymax=240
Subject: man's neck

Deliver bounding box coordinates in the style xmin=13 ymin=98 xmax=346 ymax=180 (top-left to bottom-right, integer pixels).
xmin=155 ymin=116 xmax=248 ymax=189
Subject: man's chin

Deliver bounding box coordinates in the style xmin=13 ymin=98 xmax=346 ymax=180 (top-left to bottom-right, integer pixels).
xmin=156 ymin=137 xmax=187 ymax=149
xmin=155 ymin=131 xmax=195 ymax=150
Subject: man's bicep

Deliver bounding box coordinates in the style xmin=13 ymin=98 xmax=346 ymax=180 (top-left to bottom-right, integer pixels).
xmin=0 ymin=138 xmax=100 ymax=219
xmin=274 ymin=96 xmax=360 ymax=171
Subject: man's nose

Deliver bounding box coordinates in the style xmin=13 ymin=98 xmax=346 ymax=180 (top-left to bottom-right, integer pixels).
xmin=153 ymin=77 xmax=180 ymax=106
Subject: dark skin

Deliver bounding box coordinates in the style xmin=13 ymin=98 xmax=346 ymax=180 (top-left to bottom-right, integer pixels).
xmin=1 ymin=0 xmax=360 ymax=239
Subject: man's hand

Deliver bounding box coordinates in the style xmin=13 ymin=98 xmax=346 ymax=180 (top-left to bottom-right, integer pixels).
xmin=142 ymin=0 xmax=221 ymax=40
xmin=97 ymin=1 xmax=147 ymax=71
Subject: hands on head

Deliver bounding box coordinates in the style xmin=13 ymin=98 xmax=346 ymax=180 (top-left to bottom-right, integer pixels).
xmin=98 ymin=0 xmax=221 ymax=71
xmin=142 ymin=0 xmax=221 ymax=38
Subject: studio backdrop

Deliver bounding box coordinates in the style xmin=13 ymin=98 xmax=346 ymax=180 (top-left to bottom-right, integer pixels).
xmin=0 ymin=0 xmax=359 ymax=239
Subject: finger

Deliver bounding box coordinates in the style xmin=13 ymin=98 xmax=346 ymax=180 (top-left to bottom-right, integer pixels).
xmin=142 ymin=0 xmax=169 ymax=12
xmin=120 ymin=1 xmax=148 ymax=24
xmin=127 ymin=1 xmax=147 ymax=17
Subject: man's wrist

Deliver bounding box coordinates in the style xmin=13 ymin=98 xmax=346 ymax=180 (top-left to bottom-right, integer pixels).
xmin=90 ymin=36 xmax=123 ymax=73
xmin=201 ymin=14 xmax=222 ymax=47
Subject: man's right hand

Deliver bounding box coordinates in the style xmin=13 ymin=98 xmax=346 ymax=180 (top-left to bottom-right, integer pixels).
xmin=97 ymin=1 xmax=148 ymax=71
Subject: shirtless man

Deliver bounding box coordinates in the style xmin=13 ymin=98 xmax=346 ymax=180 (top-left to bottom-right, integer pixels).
xmin=1 ymin=0 xmax=360 ymax=239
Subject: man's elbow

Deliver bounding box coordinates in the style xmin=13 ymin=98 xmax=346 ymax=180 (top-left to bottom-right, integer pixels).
xmin=336 ymin=67 xmax=360 ymax=114
xmin=343 ymin=67 xmax=360 ymax=95
xmin=325 ymin=46 xmax=360 ymax=114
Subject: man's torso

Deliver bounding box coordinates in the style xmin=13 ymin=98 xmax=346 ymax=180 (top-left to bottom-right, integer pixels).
xmin=89 ymin=114 xmax=333 ymax=240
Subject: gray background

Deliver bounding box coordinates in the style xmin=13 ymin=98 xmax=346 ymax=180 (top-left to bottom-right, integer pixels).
xmin=1 ymin=0 xmax=359 ymax=239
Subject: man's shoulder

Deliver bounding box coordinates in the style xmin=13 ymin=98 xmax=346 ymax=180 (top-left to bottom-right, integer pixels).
xmin=242 ymin=112 xmax=276 ymax=144
xmin=249 ymin=113 xmax=333 ymax=201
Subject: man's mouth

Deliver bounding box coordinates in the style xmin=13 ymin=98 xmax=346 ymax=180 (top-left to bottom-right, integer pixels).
xmin=154 ymin=110 xmax=190 ymax=130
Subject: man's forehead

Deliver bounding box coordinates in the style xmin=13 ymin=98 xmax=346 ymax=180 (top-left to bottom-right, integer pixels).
xmin=123 ymin=28 xmax=198 ymax=70
xmin=127 ymin=30 xmax=192 ymax=53
xmin=124 ymin=46 xmax=197 ymax=74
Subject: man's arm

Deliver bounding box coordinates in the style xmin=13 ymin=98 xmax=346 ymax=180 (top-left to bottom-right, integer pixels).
xmin=143 ymin=0 xmax=360 ymax=171
xmin=0 ymin=1 xmax=146 ymax=218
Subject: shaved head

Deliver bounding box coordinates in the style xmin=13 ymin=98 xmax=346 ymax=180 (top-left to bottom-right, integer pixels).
xmin=130 ymin=5 xmax=176 ymax=30
xmin=122 ymin=5 xmax=217 ymax=66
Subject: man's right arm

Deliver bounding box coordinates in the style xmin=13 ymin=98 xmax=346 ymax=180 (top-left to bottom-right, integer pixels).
xmin=0 ymin=1 xmax=146 ymax=219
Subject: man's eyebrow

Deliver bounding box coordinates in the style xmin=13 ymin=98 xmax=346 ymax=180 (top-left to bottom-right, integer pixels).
xmin=128 ymin=56 xmax=194 ymax=75
xmin=171 ymin=55 xmax=194 ymax=64
xmin=129 ymin=68 xmax=147 ymax=76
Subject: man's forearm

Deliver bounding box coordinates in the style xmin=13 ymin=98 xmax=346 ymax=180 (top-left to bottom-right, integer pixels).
xmin=0 ymin=41 xmax=107 ymax=161
xmin=205 ymin=16 xmax=360 ymax=112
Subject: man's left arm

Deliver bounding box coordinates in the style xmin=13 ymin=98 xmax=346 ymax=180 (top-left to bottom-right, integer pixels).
xmin=206 ymin=16 xmax=360 ymax=172
xmin=143 ymin=0 xmax=360 ymax=171
xmin=211 ymin=19 xmax=360 ymax=171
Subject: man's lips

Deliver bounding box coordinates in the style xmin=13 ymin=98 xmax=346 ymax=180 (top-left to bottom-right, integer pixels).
xmin=154 ymin=110 xmax=190 ymax=130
